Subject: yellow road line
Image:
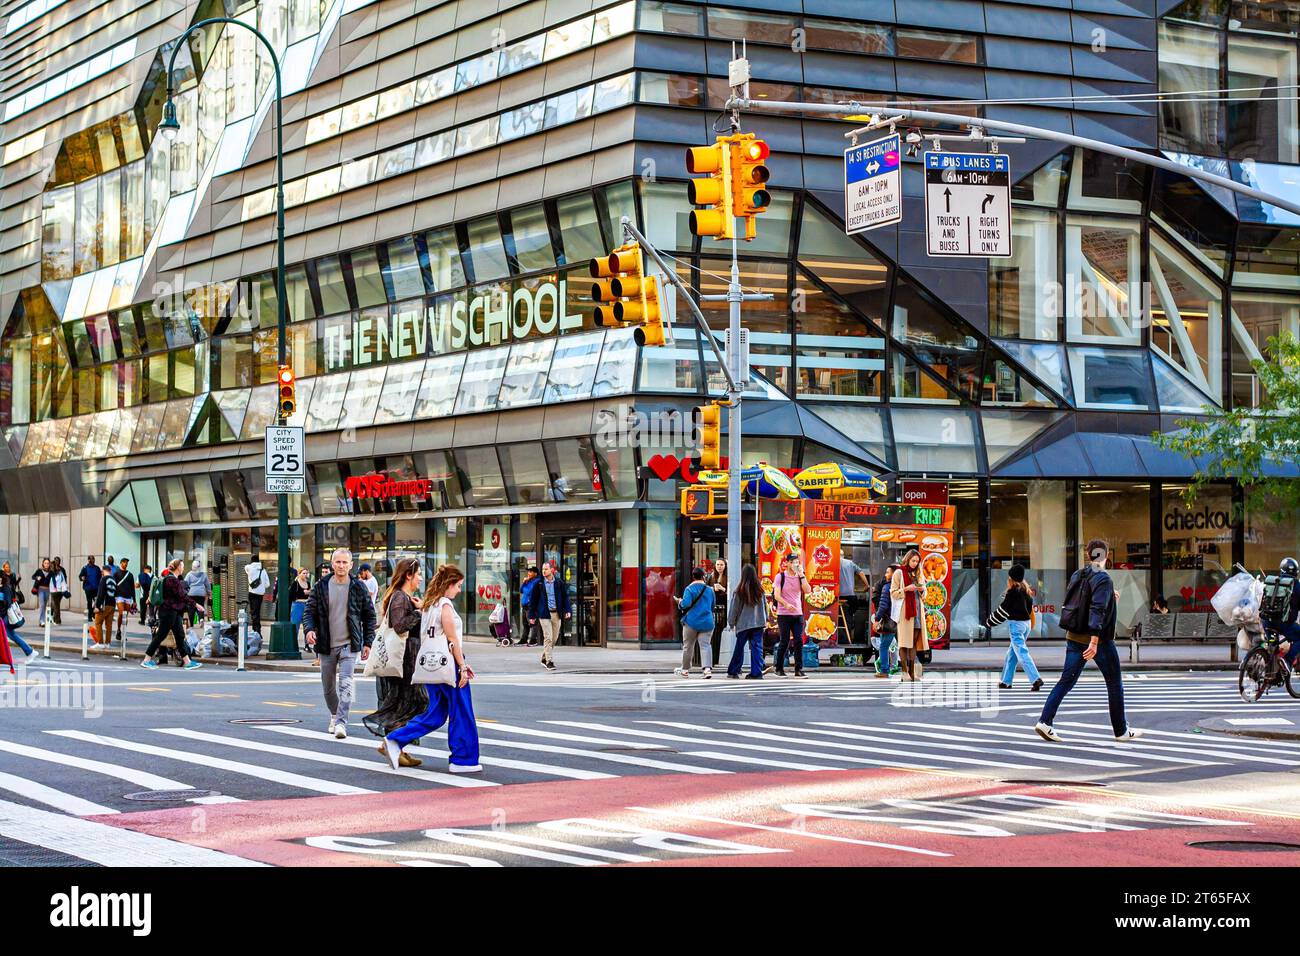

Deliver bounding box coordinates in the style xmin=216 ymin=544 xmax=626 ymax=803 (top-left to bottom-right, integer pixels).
xmin=127 ymin=686 xmax=170 ymax=693
xmin=262 ymin=700 xmax=314 ymax=708
xmin=194 ymin=693 xmax=238 ymax=699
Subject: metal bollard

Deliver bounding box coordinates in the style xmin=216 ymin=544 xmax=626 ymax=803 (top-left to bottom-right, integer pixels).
xmin=237 ymin=607 xmax=247 ymax=672
xmin=81 ymin=621 xmax=89 ymax=660
xmin=43 ymin=614 xmax=52 ymax=658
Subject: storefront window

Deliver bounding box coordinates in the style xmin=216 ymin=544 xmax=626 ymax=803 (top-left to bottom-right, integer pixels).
xmin=469 ymin=516 xmax=512 ymax=635
xmin=644 ymin=510 xmax=677 ymax=642
xmin=1080 ymin=482 xmax=1151 ymax=635
xmin=948 ymin=479 xmax=982 ymax=642
xmin=990 ymin=480 xmax=1070 ymax=638
xmin=455 ymin=446 xmax=508 ymax=508
xmin=499 ymin=443 xmax=551 ymax=505
xmin=545 ymin=438 xmax=602 ymax=503
xmin=1162 ymin=484 xmax=1233 ymax=614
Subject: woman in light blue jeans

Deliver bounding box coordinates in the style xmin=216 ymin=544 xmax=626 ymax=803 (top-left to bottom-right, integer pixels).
xmin=988 ymin=564 xmax=1042 ymax=690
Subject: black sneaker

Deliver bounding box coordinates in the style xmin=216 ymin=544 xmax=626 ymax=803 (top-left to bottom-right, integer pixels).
xmin=744 ymin=673 xmax=763 ymax=680
xmin=544 ymin=659 xmax=557 ymax=671
xmin=1031 ymin=678 xmax=1044 ymax=691
xmin=726 ymin=672 xmax=740 ymax=679
xmin=998 ymin=682 xmax=1012 ymax=689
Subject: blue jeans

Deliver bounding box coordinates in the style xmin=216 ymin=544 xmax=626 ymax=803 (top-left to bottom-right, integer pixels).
xmin=1001 ymin=619 xmax=1041 ymax=685
xmin=875 ymin=628 xmax=896 ymax=675
xmin=36 ymin=590 xmax=49 ymax=625
xmin=727 ymin=627 xmax=764 ymax=677
xmin=4 ymin=620 xmax=33 ymax=656
xmin=1040 ymin=639 xmax=1127 ymax=737
xmin=388 ymin=670 xmax=480 ymax=768
xmin=1278 ymin=621 xmax=1300 ymax=666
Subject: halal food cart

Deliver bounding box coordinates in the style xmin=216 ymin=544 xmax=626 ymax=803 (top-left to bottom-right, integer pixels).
xmin=758 ymin=498 xmax=957 ymax=651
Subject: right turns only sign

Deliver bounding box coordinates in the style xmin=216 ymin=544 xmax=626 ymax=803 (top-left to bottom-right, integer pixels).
xmin=923 ymin=151 xmax=1012 ymax=258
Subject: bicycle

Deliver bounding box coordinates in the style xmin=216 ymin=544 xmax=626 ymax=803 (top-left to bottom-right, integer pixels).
xmin=1238 ymin=628 xmax=1300 ymax=702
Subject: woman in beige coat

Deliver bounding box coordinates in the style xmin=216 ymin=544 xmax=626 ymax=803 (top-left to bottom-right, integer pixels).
xmin=890 ymin=549 xmax=929 ymax=681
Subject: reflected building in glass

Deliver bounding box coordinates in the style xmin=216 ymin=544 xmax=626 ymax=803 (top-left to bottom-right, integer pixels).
xmin=1 ymin=0 xmax=1298 ymax=646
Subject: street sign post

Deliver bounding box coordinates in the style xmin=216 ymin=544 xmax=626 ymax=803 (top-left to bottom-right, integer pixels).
xmin=264 ymin=425 xmax=304 ymax=494
xmin=844 ymin=133 xmax=902 ymax=234
xmin=923 ymin=151 xmax=1011 ymax=257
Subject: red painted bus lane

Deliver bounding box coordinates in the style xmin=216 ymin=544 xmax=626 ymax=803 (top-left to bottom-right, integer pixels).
xmin=95 ymin=768 xmax=1300 ymax=867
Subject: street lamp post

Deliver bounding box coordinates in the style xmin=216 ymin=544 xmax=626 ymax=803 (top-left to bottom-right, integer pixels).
xmin=160 ymin=18 xmax=299 ymax=659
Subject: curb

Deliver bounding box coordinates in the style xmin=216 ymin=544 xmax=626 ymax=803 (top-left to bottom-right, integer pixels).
xmin=1196 ymin=715 xmax=1300 ymax=741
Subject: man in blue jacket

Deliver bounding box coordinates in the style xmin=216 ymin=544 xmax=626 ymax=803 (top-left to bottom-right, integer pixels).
xmin=527 ymin=562 xmax=570 ymax=671
xmin=79 ymin=556 xmax=101 ymax=623
xmin=1036 ymin=538 xmax=1141 ymax=744
xmin=519 ymin=566 xmax=541 ymax=647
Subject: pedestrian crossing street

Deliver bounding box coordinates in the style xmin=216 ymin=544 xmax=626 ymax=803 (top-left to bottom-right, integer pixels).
xmin=0 ymin=707 xmax=1294 ymax=824
xmin=478 ymin=671 xmax=1300 ymax=717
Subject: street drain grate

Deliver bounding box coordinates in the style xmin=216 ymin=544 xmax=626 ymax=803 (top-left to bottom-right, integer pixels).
xmin=600 ymin=746 xmax=677 ymax=753
xmin=124 ymin=789 xmax=218 ymax=802
xmin=1000 ymin=779 xmax=1107 ymax=788
xmin=228 ymin=718 xmax=302 ymax=726
xmin=1188 ymin=840 xmax=1300 ymax=853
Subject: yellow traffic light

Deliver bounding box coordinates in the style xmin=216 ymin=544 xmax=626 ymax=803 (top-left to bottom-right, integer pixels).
xmin=587 ymin=242 xmax=666 ymax=346
xmin=696 ymin=403 xmax=722 ymax=470
xmin=686 ymin=141 xmax=735 ymax=240
xmin=730 ymin=134 xmax=771 ymax=241
xmin=277 ymin=365 xmax=296 ymax=419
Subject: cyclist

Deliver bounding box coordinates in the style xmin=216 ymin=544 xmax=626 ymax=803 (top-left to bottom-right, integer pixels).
xmin=1267 ymin=557 xmax=1300 ymax=668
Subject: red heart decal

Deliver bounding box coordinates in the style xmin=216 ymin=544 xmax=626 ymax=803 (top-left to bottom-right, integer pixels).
xmin=1179 ymin=587 xmax=1194 ymax=601
xmin=647 ymin=454 xmax=679 ymax=481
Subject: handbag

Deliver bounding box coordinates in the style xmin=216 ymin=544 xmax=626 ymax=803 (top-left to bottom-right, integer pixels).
xmin=488 ymin=603 xmax=505 ymax=625
xmin=363 ymin=619 xmax=406 ymax=678
xmin=410 ymin=598 xmax=456 ymax=686
xmin=6 ymin=605 xmax=25 ymax=629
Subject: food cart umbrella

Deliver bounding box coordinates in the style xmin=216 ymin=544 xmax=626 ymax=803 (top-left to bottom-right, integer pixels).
xmin=793 ymin=461 xmax=877 ymax=500
xmin=741 ymin=464 xmax=802 ymax=500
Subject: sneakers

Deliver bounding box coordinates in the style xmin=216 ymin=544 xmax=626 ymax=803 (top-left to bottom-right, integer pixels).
xmin=327 ymin=717 xmax=337 ymax=735
xmin=762 ymin=664 xmax=775 ymax=676
xmin=398 ymin=751 xmax=422 ymax=768
xmin=448 ymin=763 xmax=483 ymax=774
xmin=792 ymin=672 xmax=808 ymax=679
xmin=702 ymin=668 xmax=713 ymax=680
xmin=743 ymin=673 xmax=763 ymax=680
xmin=773 ymin=670 xmax=787 ymax=678
xmin=1114 ymin=728 xmax=1143 ymax=742
xmin=26 ymin=650 xmax=39 ymax=664
xmin=873 ymin=671 xmax=890 ymax=679
xmin=542 ymin=659 xmax=556 ymax=671
xmin=183 ymin=660 xmax=202 ymax=670
xmin=998 ymin=682 xmax=1012 ymax=689
xmin=382 ymin=738 xmax=402 ymax=770
xmin=674 ymin=667 xmax=690 ymax=678
xmin=726 ymin=672 xmax=740 ymax=680
xmin=140 ymin=659 xmax=158 ymax=669
xmin=1031 ymin=678 xmax=1044 ymax=692
xmin=334 ymin=721 xmax=348 ymax=739
xmin=1034 ymin=722 xmax=1062 ymax=743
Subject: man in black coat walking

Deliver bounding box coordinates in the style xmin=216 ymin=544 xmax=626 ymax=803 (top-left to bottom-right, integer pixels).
xmin=303 ymin=548 xmax=376 ymax=740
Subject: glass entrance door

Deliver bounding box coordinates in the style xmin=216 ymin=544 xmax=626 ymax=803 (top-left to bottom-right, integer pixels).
xmin=541 ymin=533 xmax=604 ymax=646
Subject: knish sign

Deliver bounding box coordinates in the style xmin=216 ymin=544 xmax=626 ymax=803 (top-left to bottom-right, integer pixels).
xmin=323 ymin=279 xmax=584 ymax=371
xmin=345 ymin=473 xmax=433 ymax=501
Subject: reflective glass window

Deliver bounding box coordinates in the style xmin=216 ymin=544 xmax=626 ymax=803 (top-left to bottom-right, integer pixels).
xmin=593 ymin=327 xmax=638 ymax=396
xmin=803 ymin=18 xmax=893 ymax=54
xmin=156 ymin=397 xmax=195 ymax=449
xmin=454 ymin=346 xmax=510 ymax=414
xmin=795 ymin=288 xmax=882 ymax=401
xmin=213 ymin=389 xmax=250 ymax=438
xmin=384 ymin=237 xmax=426 ymax=299
xmin=891 ymin=279 xmax=982 ymax=402
xmin=639 ymin=1 xmax=703 ymax=32
xmin=639 ymin=72 xmax=702 ymax=107
xmin=454 ymin=446 xmax=508 ymax=508
xmin=499 ymin=442 xmax=551 ymax=505
xmin=640 ymin=180 xmax=694 ymax=254
xmin=305 ymin=371 xmax=348 ymax=432
xmin=545 ymin=330 xmax=603 ymax=403
xmin=544 ymin=438 xmax=602 ymax=503
xmin=499 ymin=338 xmax=554 ymax=407
xmin=130 ymin=402 xmax=165 ymax=453
xmin=890 ymin=407 xmax=980 ymax=473
xmin=425 ymin=226 xmax=466 ymax=291
xmin=413 ymin=352 xmax=466 ymax=419
xmin=1228 ymin=32 xmax=1299 ymax=163
xmin=374 ymin=360 xmax=425 ymax=424
xmin=990 ymin=206 xmax=1058 ymax=340
xmin=509 ymin=204 xmax=556 ymax=273
xmin=502 ymin=35 xmax=544 ymax=74
xmin=340 ymin=366 xmax=387 ymax=430
xmin=797 ymin=202 xmax=890 ymax=318
xmin=74 ymin=176 xmax=100 ymax=274
xmin=1230 ymin=291 xmax=1300 ymax=407
xmin=1159 ymin=22 xmax=1224 ymax=155
xmin=1149 ymin=232 xmax=1223 ymax=401
xmin=1067 ymin=149 xmax=1146 ymax=214
xmin=349 ymin=248 xmax=387 ymax=308
xmin=544 ymin=16 xmax=593 ymax=61
xmin=1068 ymin=347 xmax=1154 ymax=409
xmin=109 ymin=406 xmax=138 ymax=456
xmin=315 ymin=256 xmax=351 ymax=314
xmin=465 ymin=217 xmax=510 ymax=281
xmin=40 ymin=186 xmax=74 ymax=280
xmin=241 ymin=385 xmax=277 ymax=439
xmin=1079 ymin=482 xmax=1151 ymax=634
xmin=707 ymin=7 xmax=792 ymax=43
xmin=158 ymin=477 xmax=191 ymax=523
xmin=555 ymin=193 xmax=604 ymax=264
xmin=592 ymin=73 xmax=635 ymax=112
xmin=897 ymin=28 xmax=979 ymax=63
xmin=1064 ymin=215 xmax=1142 ymax=344
xmin=992 ymin=340 xmax=1072 ymax=403
xmin=1153 ymin=353 xmax=1214 ymax=412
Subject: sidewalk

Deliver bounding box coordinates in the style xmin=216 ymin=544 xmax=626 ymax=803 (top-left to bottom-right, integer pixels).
xmin=19 ymin=616 xmax=1243 ymax=675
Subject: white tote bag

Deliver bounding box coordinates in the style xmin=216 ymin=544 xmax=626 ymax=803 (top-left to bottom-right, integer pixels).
xmin=362 ymin=619 xmax=405 ymax=679
xmin=410 ymin=598 xmax=456 ymax=686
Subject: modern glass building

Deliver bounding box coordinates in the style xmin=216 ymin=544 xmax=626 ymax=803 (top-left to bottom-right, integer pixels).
xmin=2 ymin=0 xmax=1298 ymax=646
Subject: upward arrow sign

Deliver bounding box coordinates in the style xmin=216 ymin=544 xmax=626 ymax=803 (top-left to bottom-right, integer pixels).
xmin=943 ymin=187 xmax=952 ymax=213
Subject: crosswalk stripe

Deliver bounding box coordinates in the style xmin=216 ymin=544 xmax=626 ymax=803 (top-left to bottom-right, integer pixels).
xmin=876 ymin=721 xmax=1217 ymax=768
xmin=544 ymin=720 xmax=1033 ymax=774
xmin=0 ymin=770 xmax=117 ymax=816
xmin=48 ymin=730 xmax=375 ymax=796
xmin=152 ymin=728 xmax=496 ymax=788
xmin=641 ymin=720 xmax=1045 ymax=771
xmin=459 ymin=723 xmax=731 ymax=775
xmin=679 ymin=750 xmax=843 ymax=771
xmin=0 ymin=737 xmax=192 ymax=791
xmin=1010 ymin=723 xmax=1300 ymax=766
xmin=0 ymin=798 xmax=264 ymax=866
xmin=260 ymin=725 xmax=615 ymax=781
xmin=726 ymin=720 xmax=1138 ymax=770
xmin=1058 ymin=720 xmax=1300 ymax=754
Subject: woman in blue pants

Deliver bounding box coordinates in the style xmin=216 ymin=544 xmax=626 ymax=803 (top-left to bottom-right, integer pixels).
xmin=382 ymin=565 xmax=480 ymax=773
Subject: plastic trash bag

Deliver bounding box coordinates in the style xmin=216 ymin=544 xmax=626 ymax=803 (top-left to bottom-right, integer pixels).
xmin=219 ymin=636 xmax=237 ymax=656
xmin=1212 ymin=572 xmax=1263 ymax=630
xmin=197 ymin=637 xmax=213 ymax=658
xmin=245 ymin=632 xmax=263 ymax=656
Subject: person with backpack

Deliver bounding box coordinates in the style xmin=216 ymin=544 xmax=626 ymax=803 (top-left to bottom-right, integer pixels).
xmin=0 ymin=562 xmax=38 ymax=665
xmin=987 ymin=564 xmax=1042 ymax=691
xmin=674 ymin=567 xmax=716 ymax=679
xmin=1035 ymin=539 xmax=1141 ymax=743
xmin=92 ymin=561 xmax=120 ymax=650
xmin=246 ymin=559 xmax=271 ymax=634
xmin=872 ymin=563 xmax=898 ymax=679
xmin=140 ymin=559 xmax=203 ymax=671
xmin=725 ymin=564 xmax=767 ymax=680
xmin=772 ymin=551 xmax=811 ymax=678
xmin=79 ymin=555 xmax=101 ymax=623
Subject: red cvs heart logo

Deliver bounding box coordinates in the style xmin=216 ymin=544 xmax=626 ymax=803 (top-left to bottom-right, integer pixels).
xmin=647 ymin=454 xmax=680 ymax=481
xmin=1179 ymin=587 xmax=1194 ymax=602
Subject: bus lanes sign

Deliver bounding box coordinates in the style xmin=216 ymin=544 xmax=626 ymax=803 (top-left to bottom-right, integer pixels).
xmin=844 ymin=133 xmax=902 ymax=234
xmin=923 ymin=151 xmax=1012 ymax=257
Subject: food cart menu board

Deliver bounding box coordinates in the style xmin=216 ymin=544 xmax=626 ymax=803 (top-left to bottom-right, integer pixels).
xmin=757 ymin=523 xmax=842 ymax=647
xmin=760 ymin=499 xmax=954 ymax=529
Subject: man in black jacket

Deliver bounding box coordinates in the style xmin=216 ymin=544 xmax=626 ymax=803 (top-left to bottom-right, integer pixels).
xmin=1036 ymin=539 xmax=1141 ymax=744
xmin=303 ymin=548 xmax=376 ymax=740
xmin=527 ymin=562 xmax=571 ymax=671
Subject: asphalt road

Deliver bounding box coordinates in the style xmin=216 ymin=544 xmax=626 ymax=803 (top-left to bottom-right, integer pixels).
xmin=1 ymin=654 xmax=1298 ymax=866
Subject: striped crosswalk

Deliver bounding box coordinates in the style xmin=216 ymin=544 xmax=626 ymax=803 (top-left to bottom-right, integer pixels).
xmin=0 ymin=704 xmax=1289 ymax=848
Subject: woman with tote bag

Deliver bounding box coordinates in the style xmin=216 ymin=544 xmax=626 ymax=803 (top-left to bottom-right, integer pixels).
xmin=890 ymin=549 xmax=929 ymax=682
xmin=363 ymin=558 xmax=429 ymax=764
xmin=382 ymin=565 xmax=481 ymax=773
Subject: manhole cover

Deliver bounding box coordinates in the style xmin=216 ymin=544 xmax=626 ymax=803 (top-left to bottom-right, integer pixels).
xmin=228 ymin=718 xmax=302 ymax=726
xmin=600 ymin=746 xmax=677 ymax=753
xmin=123 ymin=789 xmax=218 ymax=802
xmin=579 ymin=706 xmax=653 ymax=713
xmin=1188 ymin=840 xmax=1300 ymax=853
xmin=1000 ymin=779 xmax=1108 ymax=788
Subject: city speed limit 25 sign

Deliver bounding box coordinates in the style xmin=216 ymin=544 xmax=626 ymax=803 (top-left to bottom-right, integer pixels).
xmin=923 ymin=151 xmax=1012 ymax=257
xmin=265 ymin=425 xmax=305 ymax=494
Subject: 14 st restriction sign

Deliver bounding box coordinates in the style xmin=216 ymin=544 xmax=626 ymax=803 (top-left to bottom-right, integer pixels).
xmin=844 ymin=133 xmax=902 ymax=234
xmin=923 ymin=151 xmax=1012 ymax=257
